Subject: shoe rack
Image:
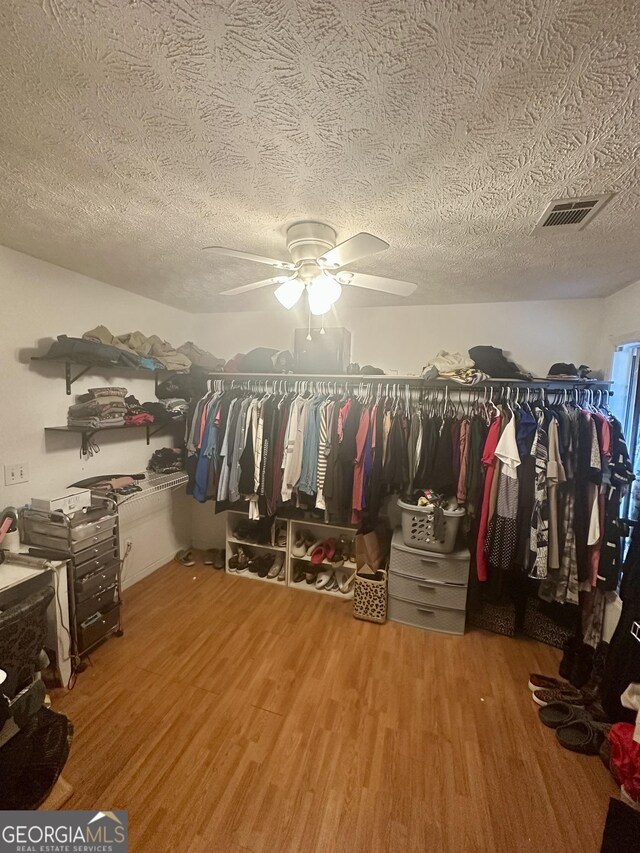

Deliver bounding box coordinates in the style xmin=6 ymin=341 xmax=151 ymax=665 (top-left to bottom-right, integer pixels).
xmin=225 ymin=510 xmax=356 ymax=599
xmin=288 ymin=518 xmax=357 ymax=600
xmin=225 ymin=509 xmax=288 ymax=586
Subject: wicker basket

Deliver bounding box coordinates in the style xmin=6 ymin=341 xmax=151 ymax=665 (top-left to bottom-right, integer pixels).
xmin=353 ymin=568 xmax=387 ymax=624
xmin=397 ymin=499 xmax=465 ymax=553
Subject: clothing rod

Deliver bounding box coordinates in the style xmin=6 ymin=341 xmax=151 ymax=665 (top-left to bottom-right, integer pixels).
xmin=204 ymin=372 xmax=612 ymax=389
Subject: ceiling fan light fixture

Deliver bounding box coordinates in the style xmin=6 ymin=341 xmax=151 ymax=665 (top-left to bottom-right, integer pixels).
xmin=307 ymin=274 xmax=342 ymax=315
xmin=274 ymin=277 xmax=304 ymax=309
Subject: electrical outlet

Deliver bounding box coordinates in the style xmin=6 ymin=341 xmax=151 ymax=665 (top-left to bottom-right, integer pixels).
xmin=4 ymin=463 xmax=29 ymax=486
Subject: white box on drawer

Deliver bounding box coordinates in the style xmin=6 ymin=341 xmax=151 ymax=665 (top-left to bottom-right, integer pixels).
xmin=31 ymin=488 xmax=91 ymax=515
xmin=390 ymin=530 xmax=470 ymax=586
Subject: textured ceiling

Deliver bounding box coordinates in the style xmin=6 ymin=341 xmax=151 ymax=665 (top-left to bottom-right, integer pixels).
xmin=0 ymin=0 xmax=639 ymax=313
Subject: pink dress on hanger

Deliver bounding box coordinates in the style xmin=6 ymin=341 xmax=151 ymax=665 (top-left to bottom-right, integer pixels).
xmin=476 ymin=417 xmax=502 ymax=582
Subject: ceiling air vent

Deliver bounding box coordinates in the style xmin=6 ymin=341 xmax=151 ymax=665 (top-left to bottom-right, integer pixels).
xmin=533 ymin=194 xmax=614 ymax=233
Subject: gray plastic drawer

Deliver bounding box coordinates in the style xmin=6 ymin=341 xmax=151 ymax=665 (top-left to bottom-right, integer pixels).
xmin=388 ymin=595 xmax=466 ymax=635
xmin=390 ymin=531 xmax=470 ymax=585
xmin=388 ymin=571 xmax=467 ymax=610
xmin=74 ymin=539 xmax=119 ymax=578
xmin=76 ymin=584 xmax=119 ymax=623
xmin=75 ymin=561 xmax=119 ymax=602
xmin=78 ymin=604 xmax=120 ymax=653
xmin=28 ymin=525 xmax=116 ymax=554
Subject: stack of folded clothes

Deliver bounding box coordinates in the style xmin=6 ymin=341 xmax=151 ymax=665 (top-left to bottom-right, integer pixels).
xmin=148 ymin=447 xmax=184 ymax=474
xmin=124 ymin=395 xmax=154 ymax=426
xmin=67 ymin=387 xmax=128 ymax=429
xmin=161 ymin=398 xmax=189 ymax=417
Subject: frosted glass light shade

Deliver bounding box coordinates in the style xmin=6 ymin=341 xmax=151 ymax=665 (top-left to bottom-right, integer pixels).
xmin=274 ymin=277 xmax=305 ymax=309
xmin=307 ymin=275 xmax=342 ymax=315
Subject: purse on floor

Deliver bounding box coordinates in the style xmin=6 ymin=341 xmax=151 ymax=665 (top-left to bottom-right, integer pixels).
xmin=353 ymin=565 xmax=387 ymax=624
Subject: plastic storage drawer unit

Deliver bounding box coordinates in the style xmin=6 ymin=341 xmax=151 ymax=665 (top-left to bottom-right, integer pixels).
xmin=389 ymin=530 xmax=470 ymax=635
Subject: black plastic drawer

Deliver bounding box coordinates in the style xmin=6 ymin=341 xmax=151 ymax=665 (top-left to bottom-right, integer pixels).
xmin=78 ymin=605 xmax=120 ymax=653
xmin=74 ymin=561 xmax=119 ymax=602
xmin=75 ymin=584 xmax=119 ymax=623
xmin=74 ymin=540 xmax=119 ymax=578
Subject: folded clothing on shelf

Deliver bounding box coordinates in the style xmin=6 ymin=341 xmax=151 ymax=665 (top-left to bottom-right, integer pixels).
xmin=68 ymin=386 xmax=128 ymax=428
xmin=148 ymin=447 xmax=184 ymax=474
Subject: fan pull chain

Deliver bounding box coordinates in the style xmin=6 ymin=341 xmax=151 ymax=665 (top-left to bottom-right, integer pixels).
xmin=307 ymin=306 xmax=312 ymax=341
xmin=320 ymin=313 xmax=326 ymax=335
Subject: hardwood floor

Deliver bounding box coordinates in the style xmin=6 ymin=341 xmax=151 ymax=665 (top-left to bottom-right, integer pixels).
xmin=52 ymin=560 xmax=616 ymax=852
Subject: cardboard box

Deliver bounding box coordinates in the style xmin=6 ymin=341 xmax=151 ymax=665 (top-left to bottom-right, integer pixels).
xmin=31 ymin=488 xmax=92 ymax=515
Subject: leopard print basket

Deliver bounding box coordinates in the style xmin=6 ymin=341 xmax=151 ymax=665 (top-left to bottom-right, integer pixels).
xmin=353 ymin=568 xmax=387 ymax=624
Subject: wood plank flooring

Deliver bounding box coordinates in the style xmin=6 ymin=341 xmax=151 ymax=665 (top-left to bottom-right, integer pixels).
xmin=52 ymin=560 xmax=617 ymax=852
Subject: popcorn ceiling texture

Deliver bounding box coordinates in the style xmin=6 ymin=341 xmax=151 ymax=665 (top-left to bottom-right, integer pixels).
xmin=0 ymin=0 xmax=639 ymax=313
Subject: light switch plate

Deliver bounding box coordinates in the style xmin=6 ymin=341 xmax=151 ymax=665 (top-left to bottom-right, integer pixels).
xmin=4 ymin=463 xmax=29 ymax=485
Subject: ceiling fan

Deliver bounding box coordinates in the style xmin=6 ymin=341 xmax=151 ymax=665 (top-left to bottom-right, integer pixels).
xmin=203 ymin=221 xmax=417 ymax=315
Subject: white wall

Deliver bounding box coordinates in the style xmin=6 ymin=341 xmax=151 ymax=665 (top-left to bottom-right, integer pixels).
xmin=0 ymin=245 xmax=195 ymax=509
xmin=193 ymin=298 xmax=604 ymax=378
xmin=601 ymin=279 xmax=640 ymax=373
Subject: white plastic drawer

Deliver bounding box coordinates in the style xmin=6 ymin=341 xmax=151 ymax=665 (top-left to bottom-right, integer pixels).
xmin=390 ymin=531 xmax=470 ymax=585
xmin=388 ymin=571 xmax=467 ymax=610
xmin=388 ymin=595 xmax=466 ymax=635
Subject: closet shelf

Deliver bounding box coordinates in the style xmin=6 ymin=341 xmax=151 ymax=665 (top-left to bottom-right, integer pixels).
xmin=292 ymin=553 xmax=357 ymax=569
xmin=227 ymin=538 xmax=287 ymax=552
xmin=45 ymin=419 xmax=184 ymax=455
xmin=116 ymin=472 xmax=188 ymax=506
xmin=289 ymin=578 xmax=354 ymax=600
xmin=31 ymin=355 xmax=176 ymax=395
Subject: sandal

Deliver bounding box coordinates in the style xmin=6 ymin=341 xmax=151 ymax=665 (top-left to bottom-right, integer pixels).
xmin=556 ymin=719 xmax=611 ymax=755
xmin=175 ymin=548 xmax=195 ymax=567
xmin=538 ymin=702 xmax=591 ymax=729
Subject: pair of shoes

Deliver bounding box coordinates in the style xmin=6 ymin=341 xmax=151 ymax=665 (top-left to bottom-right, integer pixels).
xmin=228 ymin=546 xmax=250 ymax=573
xmin=538 ymin=701 xmax=611 ymax=755
xmin=275 ymin=524 xmax=287 ymax=548
xmin=203 ymin=548 xmax=225 ymax=569
xmin=234 ymin=520 xmax=258 ymax=543
xmin=532 ymin=685 xmax=586 ymax=707
xmin=175 ymin=548 xmax=195 ymax=567
xmin=340 ymin=536 xmax=356 ymax=566
xmin=291 ymin=530 xmax=316 ymax=557
xmin=267 ymin=552 xmax=285 ymax=579
xmin=528 ymin=673 xmax=570 ymax=693
xmin=310 ymin=538 xmax=344 ymax=567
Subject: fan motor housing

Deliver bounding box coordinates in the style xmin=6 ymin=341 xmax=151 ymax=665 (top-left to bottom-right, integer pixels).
xmin=286 ymin=221 xmax=336 ymax=264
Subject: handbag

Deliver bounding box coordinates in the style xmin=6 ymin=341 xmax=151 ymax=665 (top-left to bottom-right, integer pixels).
xmin=353 ymin=566 xmax=387 ymax=624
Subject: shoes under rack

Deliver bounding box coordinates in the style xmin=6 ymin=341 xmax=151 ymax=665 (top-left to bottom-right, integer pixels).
xmin=225 ymin=510 xmax=357 ymax=599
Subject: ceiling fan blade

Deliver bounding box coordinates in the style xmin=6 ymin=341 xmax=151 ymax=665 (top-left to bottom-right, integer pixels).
xmin=219 ymin=275 xmax=293 ymax=296
xmin=203 ymin=246 xmax=296 ymax=271
xmin=318 ymin=232 xmax=389 ymax=269
xmin=343 ymin=272 xmax=417 ymax=297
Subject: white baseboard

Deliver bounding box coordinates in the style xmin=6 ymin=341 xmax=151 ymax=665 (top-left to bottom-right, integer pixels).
xmin=121 ymin=551 xmax=177 ymax=591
